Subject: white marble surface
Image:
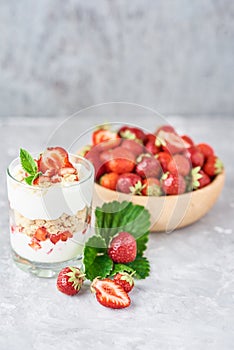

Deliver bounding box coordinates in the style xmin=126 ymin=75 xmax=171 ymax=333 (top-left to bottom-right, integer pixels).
xmin=0 ymin=115 xmax=234 ymax=350
xmin=0 ymin=1 xmax=234 ymax=117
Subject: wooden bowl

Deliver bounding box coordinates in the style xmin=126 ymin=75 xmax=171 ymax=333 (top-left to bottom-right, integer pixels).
xmin=92 ymin=172 xmax=225 ymax=232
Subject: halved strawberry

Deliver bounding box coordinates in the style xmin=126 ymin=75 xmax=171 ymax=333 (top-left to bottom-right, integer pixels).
xmin=156 ymin=130 xmax=187 ymax=154
xmin=99 ymin=172 xmax=119 ymax=191
xmin=38 ymin=147 xmax=76 ymax=176
xmin=91 ymin=278 xmax=131 ymax=309
xmin=154 ymin=125 xmax=175 ymax=135
xmin=116 ymin=173 xmax=143 ymax=194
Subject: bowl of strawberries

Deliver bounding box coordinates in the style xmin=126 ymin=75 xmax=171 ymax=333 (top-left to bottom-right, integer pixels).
xmin=79 ymin=123 xmax=225 ymax=232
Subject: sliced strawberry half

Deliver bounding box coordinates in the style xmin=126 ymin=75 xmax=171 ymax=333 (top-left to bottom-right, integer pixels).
xmin=38 ymin=147 xmax=76 ymax=176
xmin=156 ymin=130 xmax=189 ymax=154
xmin=91 ymin=278 xmax=131 ymax=309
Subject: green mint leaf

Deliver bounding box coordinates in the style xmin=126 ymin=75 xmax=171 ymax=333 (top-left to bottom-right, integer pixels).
xmin=95 ymin=201 xmax=150 ymax=248
xmin=20 ymin=148 xmax=38 ymax=175
xmin=126 ymin=256 xmax=150 ymax=279
xmin=24 ymin=175 xmax=35 ymax=185
xmin=83 ymin=235 xmax=113 ymax=281
xmin=110 ymin=263 xmax=135 ymax=276
xmin=24 ymin=172 xmax=42 ymax=186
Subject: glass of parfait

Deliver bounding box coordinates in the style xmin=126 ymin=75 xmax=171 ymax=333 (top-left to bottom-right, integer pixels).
xmin=7 ymin=147 xmax=94 ymax=277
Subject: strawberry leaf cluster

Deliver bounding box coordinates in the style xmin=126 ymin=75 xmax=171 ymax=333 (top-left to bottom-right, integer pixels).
xmin=83 ymin=201 xmax=151 ymax=281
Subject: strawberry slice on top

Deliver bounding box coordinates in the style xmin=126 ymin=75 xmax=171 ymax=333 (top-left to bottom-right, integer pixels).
xmin=38 ymin=147 xmax=76 ymax=177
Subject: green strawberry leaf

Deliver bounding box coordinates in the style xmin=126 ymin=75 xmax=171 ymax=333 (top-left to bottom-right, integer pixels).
xmin=20 ymin=148 xmax=38 ymax=175
xmin=136 ymin=232 xmax=149 ymax=256
xmin=126 ymin=256 xmax=150 ymax=279
xmin=110 ymin=264 xmax=135 ymax=276
xmin=95 ymin=201 xmax=150 ymax=247
xmin=83 ymin=235 xmax=113 ymax=281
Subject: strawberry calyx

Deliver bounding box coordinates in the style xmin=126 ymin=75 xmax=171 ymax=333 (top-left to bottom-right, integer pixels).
xmin=191 ymin=166 xmax=203 ymax=189
xmin=214 ymin=157 xmax=223 ymax=175
xmin=129 ymin=180 xmax=145 ymax=195
xmin=65 ymin=267 xmax=86 ymax=292
xmin=136 ymin=153 xmax=151 ymax=163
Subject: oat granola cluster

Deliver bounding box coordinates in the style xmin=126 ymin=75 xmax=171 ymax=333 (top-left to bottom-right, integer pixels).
xmin=13 ymin=208 xmax=88 ymax=237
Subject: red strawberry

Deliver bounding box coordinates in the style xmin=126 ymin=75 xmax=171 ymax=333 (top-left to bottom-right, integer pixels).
xmin=92 ymin=128 xmax=121 ymax=151
xmin=28 ymin=239 xmax=41 ymax=250
xmin=156 ymin=130 xmax=186 ymax=154
xmin=59 ymin=230 xmax=73 ymax=241
xmin=145 ymin=141 xmax=160 ymax=155
xmin=181 ymin=135 xmax=194 ymax=147
xmin=155 ymin=125 xmax=175 ymax=135
xmin=196 ymin=143 xmax=214 ymax=160
xmin=99 ymin=172 xmax=119 ymax=191
xmin=85 ymin=147 xmax=106 ymax=180
xmin=116 ymin=173 xmax=143 ymax=194
xmin=186 ymin=147 xmax=205 ymax=167
xmin=156 ymin=152 xmax=172 ymax=172
xmin=192 ymin=167 xmax=211 ymax=189
xmin=142 ymin=177 xmax=161 ymax=196
xmin=58 ymin=167 xmax=77 ymax=176
xmin=91 ymin=278 xmax=131 ymax=309
xmin=114 ymin=272 xmax=135 ymax=293
xmin=161 ymin=172 xmax=186 ymax=195
xmin=33 ymin=175 xmax=51 ymax=185
xmin=108 ymin=231 xmax=137 ymax=263
xmin=33 ymin=227 xmax=48 ymax=241
xmin=144 ymin=133 xmax=157 ymax=144
xmin=105 ymin=147 xmax=135 ymax=174
xmin=135 ymin=156 xmax=161 ymax=179
xmin=50 ymin=234 xmax=61 ymax=244
xmin=57 ymin=266 xmax=85 ymax=296
xmin=38 ymin=147 xmax=75 ymax=176
xmin=167 ymin=154 xmax=191 ymax=176
xmin=203 ymin=156 xmax=223 ymax=177
xmin=121 ymin=139 xmax=143 ymax=156
xmin=118 ymin=126 xmax=146 ymax=142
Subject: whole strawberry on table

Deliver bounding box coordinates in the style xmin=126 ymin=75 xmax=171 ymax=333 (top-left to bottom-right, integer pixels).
xmin=80 ymin=124 xmax=224 ymax=195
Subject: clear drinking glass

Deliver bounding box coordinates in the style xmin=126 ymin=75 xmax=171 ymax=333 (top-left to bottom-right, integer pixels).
xmin=7 ymin=154 xmax=94 ymax=277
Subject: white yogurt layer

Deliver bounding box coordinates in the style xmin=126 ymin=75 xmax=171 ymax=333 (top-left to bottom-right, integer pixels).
xmin=7 ymin=164 xmax=94 ymax=220
xmin=11 ymin=231 xmax=86 ymax=263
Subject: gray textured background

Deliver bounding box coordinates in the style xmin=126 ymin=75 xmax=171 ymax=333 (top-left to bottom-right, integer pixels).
xmin=0 ymin=0 xmax=234 ymax=117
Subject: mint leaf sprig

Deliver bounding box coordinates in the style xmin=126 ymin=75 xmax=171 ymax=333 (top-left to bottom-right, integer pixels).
xmin=20 ymin=148 xmax=42 ymax=185
xmin=83 ymin=201 xmax=151 ymax=281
